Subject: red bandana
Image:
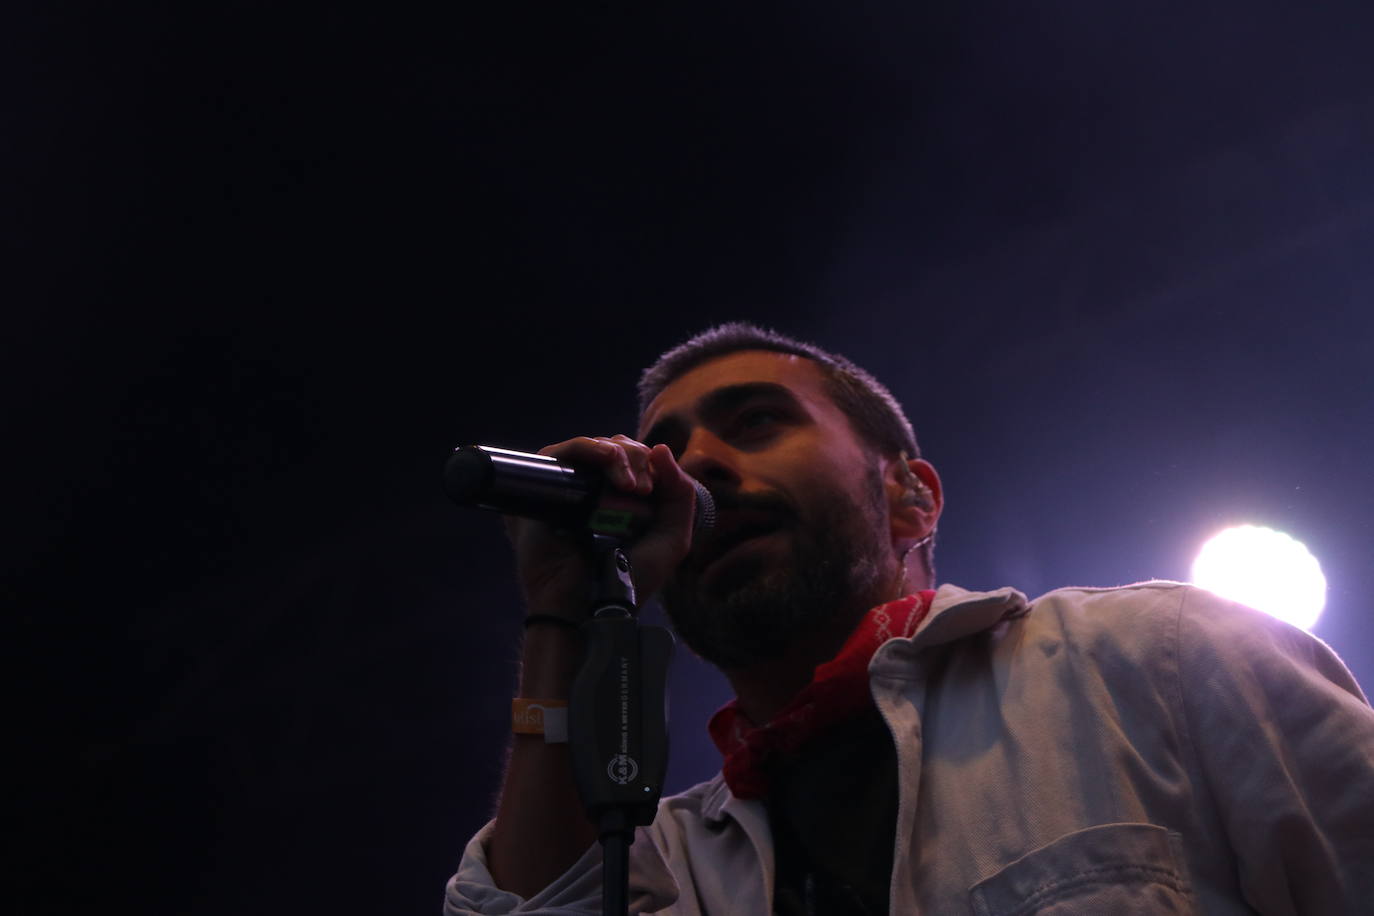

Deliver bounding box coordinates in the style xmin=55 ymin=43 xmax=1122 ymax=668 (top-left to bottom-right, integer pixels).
xmin=707 ymin=590 xmax=936 ymax=800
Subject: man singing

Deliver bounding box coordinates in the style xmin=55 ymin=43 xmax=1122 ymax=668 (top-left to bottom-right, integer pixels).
xmin=446 ymin=323 xmax=1374 ymax=914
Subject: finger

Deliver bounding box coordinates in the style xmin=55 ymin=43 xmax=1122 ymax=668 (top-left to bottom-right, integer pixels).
xmin=646 ymin=444 xmax=697 ymax=533
xmin=610 ymin=434 xmax=655 ymax=494
xmin=538 ymin=436 xmax=638 ymax=491
xmin=626 ymin=445 xmax=697 ymax=595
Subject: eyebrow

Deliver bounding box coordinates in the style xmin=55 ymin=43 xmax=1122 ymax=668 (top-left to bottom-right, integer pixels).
xmin=641 ymin=381 xmax=804 ymax=449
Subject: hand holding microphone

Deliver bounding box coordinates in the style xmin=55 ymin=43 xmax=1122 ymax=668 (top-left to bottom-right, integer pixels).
xmin=452 ymin=439 xmax=694 ymax=882
xmin=446 ymin=437 xmax=713 ymax=619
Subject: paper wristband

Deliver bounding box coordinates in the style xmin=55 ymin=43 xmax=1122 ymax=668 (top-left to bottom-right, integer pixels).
xmin=512 ymin=698 xmax=569 ymax=743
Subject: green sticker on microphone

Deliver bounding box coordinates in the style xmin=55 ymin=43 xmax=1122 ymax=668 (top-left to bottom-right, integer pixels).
xmin=589 ymin=508 xmax=635 ymax=537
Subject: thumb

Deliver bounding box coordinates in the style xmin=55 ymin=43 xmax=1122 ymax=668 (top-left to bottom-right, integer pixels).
xmin=626 ymin=444 xmax=698 ymax=601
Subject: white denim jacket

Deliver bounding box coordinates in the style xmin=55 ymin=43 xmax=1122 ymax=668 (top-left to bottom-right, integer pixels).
xmin=446 ymin=582 xmax=1374 ymax=914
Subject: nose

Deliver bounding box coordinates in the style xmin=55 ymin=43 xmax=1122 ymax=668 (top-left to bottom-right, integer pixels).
xmin=678 ymin=427 xmax=741 ymax=489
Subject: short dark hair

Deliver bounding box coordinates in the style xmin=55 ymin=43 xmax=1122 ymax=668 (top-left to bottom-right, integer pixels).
xmin=637 ymin=322 xmax=933 ymax=579
xmin=637 ymin=322 xmax=921 ymax=458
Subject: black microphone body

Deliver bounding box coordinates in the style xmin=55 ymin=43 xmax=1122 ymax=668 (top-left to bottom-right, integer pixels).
xmin=445 ymin=445 xmax=715 ymax=542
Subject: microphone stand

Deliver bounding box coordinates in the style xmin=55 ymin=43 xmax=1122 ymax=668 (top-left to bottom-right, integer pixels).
xmin=568 ymin=533 xmax=673 ymax=916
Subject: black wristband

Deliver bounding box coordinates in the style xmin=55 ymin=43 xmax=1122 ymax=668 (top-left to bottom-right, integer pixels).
xmin=522 ymin=613 xmax=583 ymax=631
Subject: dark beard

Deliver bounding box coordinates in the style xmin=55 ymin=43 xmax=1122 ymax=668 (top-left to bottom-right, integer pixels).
xmin=659 ymin=466 xmax=893 ymax=670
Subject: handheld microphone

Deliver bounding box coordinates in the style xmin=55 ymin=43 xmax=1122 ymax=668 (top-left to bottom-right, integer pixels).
xmin=445 ymin=445 xmax=716 ymax=542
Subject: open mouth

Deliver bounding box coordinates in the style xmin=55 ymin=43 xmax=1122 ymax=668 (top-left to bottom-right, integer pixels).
xmin=696 ymin=510 xmax=788 ymax=572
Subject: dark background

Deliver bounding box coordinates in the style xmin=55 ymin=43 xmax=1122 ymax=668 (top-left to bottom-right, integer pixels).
xmin=10 ymin=3 xmax=1373 ymax=913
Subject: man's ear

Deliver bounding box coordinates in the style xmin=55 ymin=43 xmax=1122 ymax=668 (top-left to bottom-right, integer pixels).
xmin=884 ymin=452 xmax=943 ymax=541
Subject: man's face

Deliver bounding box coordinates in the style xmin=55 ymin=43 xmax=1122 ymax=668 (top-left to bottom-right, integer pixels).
xmin=637 ymin=350 xmax=902 ymax=670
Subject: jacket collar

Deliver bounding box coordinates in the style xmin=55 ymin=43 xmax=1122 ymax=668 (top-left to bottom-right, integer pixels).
xmin=700 ymin=583 xmax=1030 ymax=824
xmin=904 ymin=583 xmax=1029 ymax=650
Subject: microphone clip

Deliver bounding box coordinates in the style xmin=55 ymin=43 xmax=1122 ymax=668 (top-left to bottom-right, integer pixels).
xmin=569 ymin=535 xmax=673 ymax=837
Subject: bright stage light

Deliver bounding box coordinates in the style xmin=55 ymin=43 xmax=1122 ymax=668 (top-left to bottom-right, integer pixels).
xmin=1190 ymin=525 xmax=1327 ymax=631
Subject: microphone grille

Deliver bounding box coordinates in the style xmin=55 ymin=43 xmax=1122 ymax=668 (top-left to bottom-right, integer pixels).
xmin=690 ymin=480 xmax=716 ymax=539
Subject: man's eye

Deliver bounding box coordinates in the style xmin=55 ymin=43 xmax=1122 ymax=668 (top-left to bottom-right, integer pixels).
xmin=737 ymin=408 xmax=781 ymax=431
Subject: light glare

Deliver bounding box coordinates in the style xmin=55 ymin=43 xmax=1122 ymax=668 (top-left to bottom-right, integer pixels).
xmin=1190 ymin=525 xmax=1326 ymax=630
